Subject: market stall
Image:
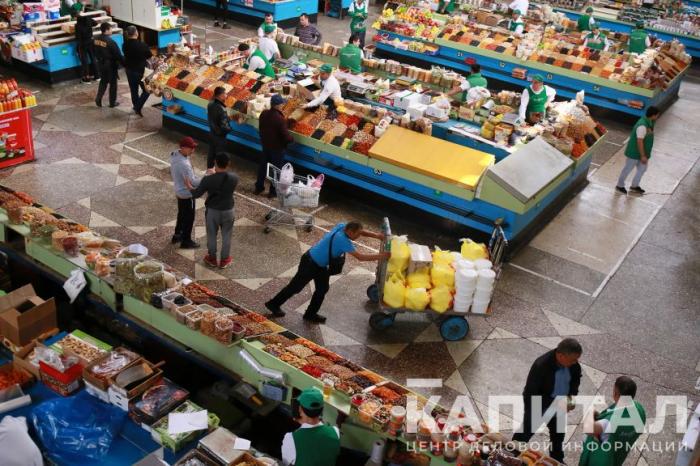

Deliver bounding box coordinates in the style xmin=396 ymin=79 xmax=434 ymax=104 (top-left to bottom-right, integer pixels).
xmin=184 ymin=0 xmax=318 ymax=28
xmin=0 ymin=79 xmax=36 ymax=170
xmin=0 ymin=186 xmax=564 ymax=466
xmin=102 ymin=0 xmax=184 ymax=49
xmin=372 ymin=4 xmax=690 ymax=115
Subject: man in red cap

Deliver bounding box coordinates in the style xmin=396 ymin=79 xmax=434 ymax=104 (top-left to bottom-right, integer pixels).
xmin=170 ymin=137 xmax=208 ymax=248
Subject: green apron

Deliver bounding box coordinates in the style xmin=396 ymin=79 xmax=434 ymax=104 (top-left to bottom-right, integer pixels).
xmin=509 ymin=19 xmax=524 ymax=32
xmin=467 ymin=72 xmax=488 ymax=88
xmin=244 ymin=48 xmax=275 ymax=78
xmin=579 ymin=402 xmax=646 ymax=466
xmin=525 ymin=86 xmax=547 ymax=119
xmin=578 ymin=14 xmax=593 ymax=31
xmin=350 ymin=1 xmax=368 ymax=33
xmin=292 ymin=425 xmax=341 ymax=466
xmin=586 ymin=33 xmax=605 ymax=50
xmin=438 ymin=0 xmax=455 ymax=13
xmin=629 ymin=29 xmax=648 ymax=54
xmin=339 ymin=43 xmax=362 ymax=73
xmin=624 ymin=116 xmax=654 ymax=160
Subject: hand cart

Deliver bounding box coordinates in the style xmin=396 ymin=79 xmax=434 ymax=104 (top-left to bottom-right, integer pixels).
xmin=365 ymin=218 xmax=508 ymax=341
xmin=263 ymin=163 xmax=320 ymax=234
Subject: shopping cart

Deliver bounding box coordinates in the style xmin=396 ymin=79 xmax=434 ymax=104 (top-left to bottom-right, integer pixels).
xmin=263 ymin=163 xmax=321 ymax=234
xmin=365 ymin=218 xmax=508 ymax=341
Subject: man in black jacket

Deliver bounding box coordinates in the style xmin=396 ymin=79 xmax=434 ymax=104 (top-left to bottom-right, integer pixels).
xmin=255 ymin=94 xmax=293 ymax=197
xmin=122 ymin=26 xmax=153 ymax=117
xmin=94 ymin=22 xmax=124 ymax=108
xmin=75 ymin=14 xmax=97 ymax=82
xmin=513 ymin=338 xmax=583 ymax=463
xmin=207 ymin=86 xmax=230 ymax=169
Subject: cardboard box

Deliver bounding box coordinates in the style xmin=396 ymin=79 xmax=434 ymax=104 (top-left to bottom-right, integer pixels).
xmin=109 ymin=385 xmax=137 ymax=411
xmin=83 ymin=347 xmax=142 ymax=391
xmin=13 ymin=340 xmax=45 ymax=378
xmin=109 ymin=360 xmax=163 ymax=399
xmin=85 ymin=380 xmax=110 ymax=403
xmin=0 ymin=285 xmax=57 ymax=347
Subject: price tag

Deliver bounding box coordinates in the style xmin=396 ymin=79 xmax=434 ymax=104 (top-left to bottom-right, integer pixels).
xmin=63 ymin=269 xmax=87 ymax=303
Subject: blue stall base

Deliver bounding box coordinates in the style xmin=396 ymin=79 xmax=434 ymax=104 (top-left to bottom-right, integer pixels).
xmin=185 ymin=0 xmax=318 ymax=26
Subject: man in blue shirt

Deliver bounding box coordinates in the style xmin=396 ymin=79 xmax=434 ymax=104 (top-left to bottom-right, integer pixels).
xmin=513 ymin=338 xmax=583 ymax=462
xmin=265 ymin=222 xmax=389 ymax=323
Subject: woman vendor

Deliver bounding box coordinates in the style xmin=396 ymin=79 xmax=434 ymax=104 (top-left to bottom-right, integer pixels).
xmin=518 ymin=74 xmax=556 ymax=124
xmin=577 ymin=7 xmax=596 ymax=32
xmin=447 ymin=63 xmax=489 ymax=101
xmin=348 ymin=0 xmax=369 ymax=48
xmin=502 ymin=9 xmax=525 ymax=35
xmin=338 ymin=34 xmax=364 ymax=74
xmin=583 ymin=24 xmax=609 ymax=51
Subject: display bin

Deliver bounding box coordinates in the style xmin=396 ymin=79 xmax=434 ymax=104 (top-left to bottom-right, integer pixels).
xmin=0 ymin=107 xmax=35 ymax=170
xmin=39 ymin=360 xmax=83 ymax=396
xmin=150 ymin=400 xmax=221 ymax=451
xmin=83 ymin=347 xmax=142 ymax=391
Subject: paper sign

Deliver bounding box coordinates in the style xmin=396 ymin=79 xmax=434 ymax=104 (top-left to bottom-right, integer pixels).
xmin=63 ymin=269 xmax=86 ymax=303
xmin=233 ymin=437 xmax=251 ymax=451
xmin=167 ymin=410 xmax=208 ymax=435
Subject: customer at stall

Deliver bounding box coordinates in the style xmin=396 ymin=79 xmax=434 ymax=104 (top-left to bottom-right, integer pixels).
xmin=629 ymin=21 xmax=651 ymax=54
xmin=447 ymin=63 xmax=488 ymax=100
xmin=281 ymin=388 xmax=340 ymax=466
xmin=187 ymin=152 xmax=239 ymax=269
xmin=338 ymin=34 xmax=364 ymax=74
xmin=265 ymin=222 xmax=388 ymax=322
xmin=616 ymin=105 xmax=659 ymax=195
xmin=512 ymin=338 xmax=582 ymax=463
xmin=577 ymin=6 xmax=596 ymax=32
xmin=258 ymin=13 xmax=276 ymax=37
xmin=170 ymin=137 xmax=203 ymax=249
xmin=295 ymin=13 xmax=322 ymax=45
xmin=207 ymin=86 xmax=231 ymax=169
xmin=579 ymin=376 xmax=646 ymax=466
xmin=303 ymin=64 xmax=342 ymax=111
xmin=518 ymin=74 xmax=556 ymax=124
xmin=258 ymin=24 xmax=281 ymax=62
xmin=255 ymin=94 xmax=293 ymax=197
xmin=75 ymin=13 xmax=97 ymax=83
xmin=123 ymin=25 xmax=153 ymax=117
xmin=94 ymin=22 xmax=124 ymax=108
xmin=348 ymin=0 xmax=369 ymax=48
xmin=0 ymin=416 xmax=43 ymax=466
xmin=508 ymin=0 xmax=529 ymax=15
xmin=238 ymin=43 xmax=275 ymax=78
xmin=583 ymin=24 xmax=609 ymax=51
xmin=213 ymin=0 xmax=230 ymax=29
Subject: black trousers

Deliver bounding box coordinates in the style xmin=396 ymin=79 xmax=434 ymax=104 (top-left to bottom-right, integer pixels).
xmin=214 ymin=0 xmax=229 ymax=21
xmin=96 ymin=64 xmax=118 ymax=106
xmin=512 ymin=397 xmax=565 ymax=462
xmin=208 ymin=134 xmax=228 ymax=169
xmin=256 ymin=149 xmax=284 ymax=194
xmin=174 ymin=197 xmax=196 ymax=242
xmin=78 ymin=42 xmax=97 ymax=78
xmin=126 ymin=68 xmax=150 ymax=112
xmin=268 ymin=253 xmax=329 ymax=317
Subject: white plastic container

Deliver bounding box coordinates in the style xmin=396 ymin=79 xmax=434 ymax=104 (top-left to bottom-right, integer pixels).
xmin=474 ymin=259 xmax=493 ymax=270
xmin=453 ymin=301 xmax=471 ymax=313
xmin=456 ymin=268 xmax=478 ymax=283
xmin=477 ymin=268 xmax=496 ymax=285
xmin=471 ymin=298 xmax=490 ymax=314
xmin=454 ymin=259 xmax=476 ymax=271
xmin=473 ymin=289 xmax=492 ymax=302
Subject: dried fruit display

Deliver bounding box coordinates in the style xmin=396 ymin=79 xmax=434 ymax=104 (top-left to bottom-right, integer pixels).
xmin=286 ymin=344 xmax=316 ymax=359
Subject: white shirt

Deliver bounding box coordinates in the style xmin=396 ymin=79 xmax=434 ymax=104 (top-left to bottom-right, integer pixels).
xmin=306 ymin=74 xmax=342 ymax=107
xmin=518 ymin=84 xmax=556 ymax=121
xmin=248 ymin=54 xmax=267 ymax=74
xmin=348 ymin=0 xmax=368 ymax=15
xmin=281 ymin=423 xmax=340 ymax=466
xmin=0 ymin=416 xmax=43 ymax=466
xmin=508 ymin=0 xmax=529 ymax=15
xmin=258 ymin=36 xmax=280 ymax=60
xmin=636 ymin=125 xmax=647 ymax=138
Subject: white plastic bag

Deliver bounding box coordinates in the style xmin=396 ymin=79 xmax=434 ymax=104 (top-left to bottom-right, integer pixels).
xmin=280 ymin=163 xmax=294 ymax=185
xmin=307 ymin=173 xmax=324 ymax=189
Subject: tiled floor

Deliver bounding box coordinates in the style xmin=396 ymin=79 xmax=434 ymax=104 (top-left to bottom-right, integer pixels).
xmin=1 ymin=9 xmax=698 ymax=465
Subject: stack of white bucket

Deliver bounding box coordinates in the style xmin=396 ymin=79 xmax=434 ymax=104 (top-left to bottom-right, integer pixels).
xmin=453 ymin=258 xmax=495 ymax=313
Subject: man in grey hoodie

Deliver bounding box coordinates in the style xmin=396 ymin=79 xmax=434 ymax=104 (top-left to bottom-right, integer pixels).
xmin=170 ymin=137 xmax=208 ymax=248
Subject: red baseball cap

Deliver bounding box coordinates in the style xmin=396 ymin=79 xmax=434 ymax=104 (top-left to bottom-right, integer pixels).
xmin=179 ymin=137 xmax=198 ymax=149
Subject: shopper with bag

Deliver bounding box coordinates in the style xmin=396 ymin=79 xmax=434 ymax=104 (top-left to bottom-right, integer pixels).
xmin=256 ymin=94 xmax=293 ymax=197
xmin=265 ymin=222 xmax=389 ymax=323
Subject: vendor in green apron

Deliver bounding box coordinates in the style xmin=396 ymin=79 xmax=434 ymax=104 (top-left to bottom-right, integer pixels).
xmin=60 ymin=0 xmax=83 ymax=18
xmin=238 ymin=42 xmax=275 ymax=78
xmin=518 ymin=74 xmax=556 ymax=124
xmin=629 ymin=21 xmax=651 ymax=54
xmin=577 ymin=7 xmax=596 ymax=32
xmin=339 ymin=34 xmax=364 ymax=73
xmin=257 ymin=13 xmax=277 ymax=38
xmin=579 ymin=376 xmax=646 ymax=466
xmin=438 ymin=0 xmax=456 ymax=14
xmin=583 ymin=24 xmax=609 ymax=51
xmin=503 ymin=9 xmax=525 ymax=35
xmin=616 ymin=105 xmax=659 ymax=195
xmin=447 ymin=63 xmax=489 ymax=101
xmin=348 ymin=0 xmax=369 ymax=48
xmin=281 ymin=388 xmax=340 ymax=466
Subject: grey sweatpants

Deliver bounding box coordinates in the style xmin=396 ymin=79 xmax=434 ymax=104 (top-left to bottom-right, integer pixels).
xmin=617 ymin=157 xmax=648 ymax=188
xmin=205 ymin=208 xmax=234 ymax=260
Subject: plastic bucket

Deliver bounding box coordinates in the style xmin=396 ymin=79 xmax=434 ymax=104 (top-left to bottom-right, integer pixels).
xmin=474 ymin=259 xmax=493 ymax=270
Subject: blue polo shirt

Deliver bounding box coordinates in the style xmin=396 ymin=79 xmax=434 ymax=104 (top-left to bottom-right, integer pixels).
xmin=309 ymin=223 xmax=356 ymax=267
xmin=552 ymin=366 xmax=571 ymax=397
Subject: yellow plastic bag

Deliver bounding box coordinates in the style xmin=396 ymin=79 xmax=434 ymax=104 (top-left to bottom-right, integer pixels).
xmin=431 ymin=264 xmax=455 ymax=289
xmin=460 ymin=238 xmax=488 ymax=261
xmin=405 ymin=287 xmax=429 ymax=311
xmin=387 ymin=236 xmax=410 ymax=275
xmin=430 ymin=285 xmax=453 ymax=313
xmin=432 ymin=247 xmax=457 ymax=267
xmin=383 ymin=274 xmax=406 ymax=308
xmin=407 ymin=266 xmax=431 ymax=289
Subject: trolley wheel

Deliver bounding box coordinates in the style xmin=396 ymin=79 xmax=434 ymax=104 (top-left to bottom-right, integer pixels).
xmin=369 ymin=312 xmax=396 ymax=330
xmin=440 ymin=316 xmax=469 ymax=341
xmin=263 ymin=227 xmax=271 ymax=234
xmin=366 ymin=284 xmax=380 ymax=303
xmin=265 ymin=212 xmax=273 ymax=221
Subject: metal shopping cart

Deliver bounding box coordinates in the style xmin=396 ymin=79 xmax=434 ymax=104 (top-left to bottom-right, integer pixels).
xmin=263 ymin=163 xmax=321 ymax=234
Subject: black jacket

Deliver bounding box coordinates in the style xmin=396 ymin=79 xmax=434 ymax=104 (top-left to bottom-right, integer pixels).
xmin=190 ymin=172 xmax=239 ymax=211
xmin=75 ymin=16 xmax=95 ymax=44
xmin=259 ymin=108 xmax=293 ymax=152
xmin=123 ymin=38 xmax=152 ymax=75
xmin=93 ymin=33 xmax=124 ymax=68
xmin=523 ymin=349 xmax=581 ymax=402
xmin=207 ymin=99 xmax=230 ymax=137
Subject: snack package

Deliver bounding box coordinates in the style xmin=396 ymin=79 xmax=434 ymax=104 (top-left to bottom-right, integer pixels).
xmin=405 ymin=288 xmax=429 ymax=311
xmin=383 ymin=274 xmax=406 ymax=308
xmin=388 ymin=236 xmax=410 ymax=275
xmin=429 ymin=285 xmax=452 ymax=313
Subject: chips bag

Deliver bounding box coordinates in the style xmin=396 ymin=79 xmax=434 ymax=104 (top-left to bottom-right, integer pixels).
xmin=383 ymin=273 xmax=406 ymax=308
xmin=460 ymin=238 xmax=488 ymax=261
xmin=405 ymin=287 xmax=429 ymax=311
xmin=430 ymin=285 xmax=453 ymax=313
xmin=431 ymin=264 xmax=455 ymax=289
xmin=387 ymin=236 xmax=410 ymax=275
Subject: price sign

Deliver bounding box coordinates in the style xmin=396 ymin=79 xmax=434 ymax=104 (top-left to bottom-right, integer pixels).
xmin=63 ymin=269 xmax=87 ymax=303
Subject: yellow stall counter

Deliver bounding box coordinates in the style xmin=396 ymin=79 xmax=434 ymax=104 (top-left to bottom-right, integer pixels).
xmin=369 ymin=126 xmax=495 ymax=191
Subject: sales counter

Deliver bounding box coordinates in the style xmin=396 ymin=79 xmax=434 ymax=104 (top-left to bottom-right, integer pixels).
xmin=184 ymin=0 xmax=318 ymax=27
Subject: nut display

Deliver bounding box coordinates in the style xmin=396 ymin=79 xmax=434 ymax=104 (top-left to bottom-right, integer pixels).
xmin=57 ymin=334 xmax=106 ymax=363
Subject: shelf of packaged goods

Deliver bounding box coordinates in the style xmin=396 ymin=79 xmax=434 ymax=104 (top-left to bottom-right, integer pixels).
xmin=0 ymin=104 xmax=36 ymax=117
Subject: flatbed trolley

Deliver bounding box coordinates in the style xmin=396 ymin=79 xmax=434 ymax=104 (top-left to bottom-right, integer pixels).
xmin=366 ymin=218 xmax=508 ymax=341
xmin=263 ymin=163 xmax=320 ymax=234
